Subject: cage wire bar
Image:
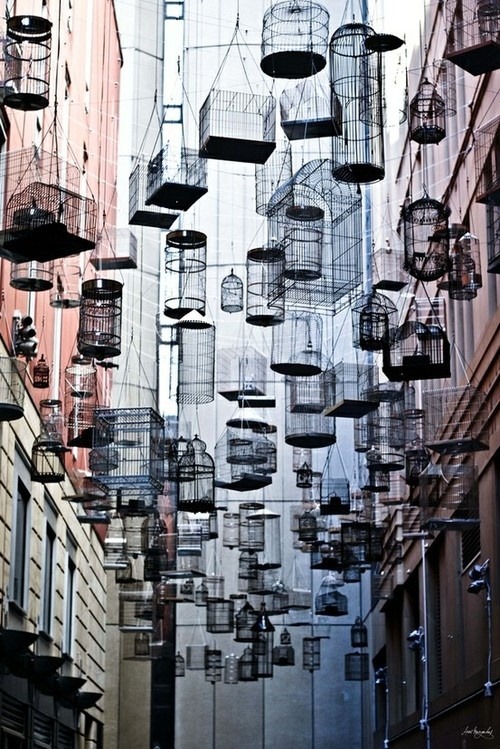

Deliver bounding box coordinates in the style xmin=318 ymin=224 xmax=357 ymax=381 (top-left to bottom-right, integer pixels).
xmin=217 ymin=346 xmax=268 ymax=402
xmin=402 ymin=196 xmax=451 ymax=281
xmin=474 ymin=116 xmax=500 ymax=205
xmin=271 ymin=311 xmax=323 ymax=376
xmin=77 ymin=279 xmax=123 ymax=360
xmin=255 ymin=142 xmax=292 ymax=216
xmin=246 ymin=245 xmax=286 ymax=326
xmin=129 ymin=158 xmax=179 ymax=228
xmin=164 ymin=229 xmax=207 ymax=319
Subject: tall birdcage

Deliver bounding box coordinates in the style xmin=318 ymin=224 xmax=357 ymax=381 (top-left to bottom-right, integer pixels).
xmin=422 ymin=385 xmax=489 ymax=455
xmin=280 ymin=76 xmax=342 ymax=140
xmin=474 ymin=116 xmax=500 ymax=205
xmin=0 ymin=357 xmax=26 ymax=421
xmin=276 ymin=219 xmax=324 ymax=281
xmin=445 ymin=0 xmax=500 ymax=76
xmin=220 ymin=269 xmax=244 ymax=313
xmin=128 ymin=158 xmax=179 ymax=228
xmin=271 ymin=311 xmax=323 ymax=375
xmin=251 ymin=604 xmax=275 ymax=678
xmin=145 ymin=145 xmax=207 ymax=211
xmin=175 ymin=312 xmax=215 ymax=405
xmin=372 ymin=237 xmax=407 ymax=291
xmin=445 ymin=232 xmax=482 ymax=300
xmin=382 ymin=321 xmax=451 ymax=382
xmin=239 ymin=501 xmax=266 ymax=553
xmin=329 ymin=23 xmax=385 ymax=184
xmin=65 ymin=356 xmax=97 ymax=448
xmin=199 ymin=90 xmax=276 ymax=164
xmin=77 ymin=279 xmax=123 ymax=360
xmin=50 ymin=258 xmax=81 ymax=308
xmin=351 ymin=291 xmax=398 ymax=351
xmin=403 ymin=196 xmax=451 ymax=281
xmin=1 ymin=16 xmax=52 ymax=111
xmin=323 ymin=362 xmax=379 ymax=418
xmin=409 ymin=78 xmax=446 ymax=145
xmin=246 ymin=245 xmax=285 ymax=326
xmin=260 ymin=1 xmax=330 ymax=79
xmin=119 ymin=583 xmax=154 ymax=632
xmin=177 ymin=436 xmax=215 ymax=513
xmin=164 ymin=230 xmax=207 ymax=319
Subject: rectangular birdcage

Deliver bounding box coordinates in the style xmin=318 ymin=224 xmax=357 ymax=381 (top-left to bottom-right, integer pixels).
xmin=474 ymin=116 xmax=500 ymax=205
xmin=214 ymin=437 xmax=272 ymax=492
xmin=319 ymin=478 xmax=351 ymax=515
xmin=91 ymin=228 xmax=138 ymax=271
xmin=422 ymin=385 xmax=489 ymax=454
xmin=128 ymin=158 xmax=180 ymax=228
xmin=119 ymin=583 xmax=155 ymax=632
xmin=217 ymin=346 xmax=268 ymax=402
xmin=145 ymin=145 xmax=208 ymax=211
xmin=418 ymin=461 xmax=480 ymax=531
xmin=323 ymin=363 xmax=380 ymax=418
xmin=445 ymin=0 xmax=500 ymax=76
xmin=199 ymin=89 xmax=277 ymax=164
xmin=91 ymin=408 xmax=165 ymax=494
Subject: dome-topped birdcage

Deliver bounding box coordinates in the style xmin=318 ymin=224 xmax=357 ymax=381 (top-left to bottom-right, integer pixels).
xmin=221 ymin=269 xmax=244 ymax=313
xmin=77 ymin=279 xmax=123 ymax=360
xmin=352 ymin=291 xmax=398 ymax=351
xmin=260 ymin=1 xmax=330 ymax=79
xmin=329 ymin=23 xmax=385 ymax=184
xmin=271 ymin=311 xmax=323 ymax=376
xmin=403 ymin=196 xmax=451 ymax=281
xmin=444 ymin=0 xmax=500 ymax=76
xmin=315 ymin=572 xmax=348 ymax=616
xmin=177 ymin=435 xmax=215 ymax=513
xmin=175 ymin=312 xmax=215 ymax=405
xmin=382 ymin=321 xmax=451 ymax=382
xmin=1 ymin=15 xmax=52 ymax=111
xmin=33 ymin=354 xmax=50 ymax=390
xmin=164 ymin=230 xmax=207 ymax=319
xmin=145 ymin=145 xmax=208 ymax=211
xmin=246 ymin=244 xmax=286 ymax=326
xmin=280 ymin=76 xmax=342 ymax=140
xmin=409 ymin=78 xmax=446 ymax=145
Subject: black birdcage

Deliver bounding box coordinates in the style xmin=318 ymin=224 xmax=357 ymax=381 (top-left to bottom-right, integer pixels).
xmin=177 ymin=436 xmax=215 ymax=513
xmin=214 ymin=438 xmax=272 ymax=492
xmin=2 ymin=16 xmax=52 ymax=111
xmin=303 ymin=637 xmax=321 ymax=671
xmin=235 ymin=599 xmax=258 ymax=641
xmin=409 ymin=79 xmax=446 ymax=145
xmin=206 ymin=599 xmax=235 ymax=634
xmin=77 ymin=279 xmax=123 ymax=360
xmin=33 ymin=354 xmax=50 ymax=389
xmin=319 ymin=478 xmax=351 ymax=515
xmin=220 ymin=269 xmax=244 ymax=313
xmin=164 ymin=230 xmax=207 ymax=319
xmin=199 ymin=90 xmax=276 ymax=164
xmin=271 ymin=311 xmax=322 ymax=375
xmin=383 ymin=321 xmax=451 ymax=382
xmin=445 ymin=233 xmax=482 ymax=300
xmin=31 ymin=430 xmax=65 ymax=484
xmin=0 ymin=357 xmax=26 ymax=421
xmin=315 ymin=574 xmax=348 ymax=616
xmin=10 ymin=260 xmax=53 ymax=291
xmin=445 ymin=0 xmax=500 ymax=76
xmin=260 ymin=1 xmax=330 ymax=79
xmin=251 ymin=604 xmax=275 ymax=678
xmin=273 ymin=628 xmax=295 ymax=666
xmin=405 ymin=441 xmax=431 ymax=486
xmin=246 ymin=245 xmax=286 ymax=326
xmin=129 ymin=158 xmax=179 ymax=228
xmin=403 ymin=196 xmax=451 ymax=281
xmin=329 ymin=23 xmax=385 ymax=184
xmin=352 ymin=291 xmax=398 ymax=351
xmin=323 ymin=362 xmax=379 ymax=418
xmin=280 ymin=76 xmax=342 ymax=140
xmin=422 ymin=385 xmax=489 ymax=454
xmin=176 ymin=313 xmax=215 ymax=405
xmin=345 ymin=652 xmax=369 ymax=680
xmin=146 ymin=145 xmax=207 ymax=211
xmin=205 ymin=648 xmax=223 ymax=683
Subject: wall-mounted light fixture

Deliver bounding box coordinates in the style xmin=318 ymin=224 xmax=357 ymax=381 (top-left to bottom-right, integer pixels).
xmin=467 ymin=559 xmax=493 ymax=697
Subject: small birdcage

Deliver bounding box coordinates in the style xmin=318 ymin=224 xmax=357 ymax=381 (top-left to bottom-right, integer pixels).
xmin=285 ymin=405 xmax=337 ymax=448
xmin=323 ymin=362 xmax=380 ymax=418
xmin=177 ymin=435 xmax=215 ymax=513
xmin=409 ymin=79 xmax=446 ymax=145
xmin=255 ymin=142 xmax=292 ymax=216
xmin=206 ymin=599 xmax=235 ymax=634
xmin=104 ymin=517 xmax=127 ymax=570
xmin=205 ymin=648 xmax=223 ymax=683
xmin=329 ymin=23 xmax=385 ymax=184
xmin=145 ymin=145 xmax=208 ymax=211
xmin=235 ymin=599 xmax=258 ymax=641
xmin=372 ymin=238 xmax=406 ymax=291
xmin=249 ymin=506 xmax=282 ymax=570
xmin=445 ymin=233 xmax=482 ymax=300
xmin=260 ymin=1 xmax=330 ymax=79
xmin=64 ymin=356 xmax=97 ymax=447
xmin=222 ymin=513 xmax=240 ymax=548
xmin=251 ymin=604 xmax=275 ymax=678
xmin=271 ymin=311 xmax=322 ymax=375
xmin=31 ymin=429 xmax=65 ymax=483
xmin=239 ymin=501 xmax=266 ymax=552
xmin=287 ymin=372 xmax=332 ymax=415
xmin=445 ymin=0 xmax=500 ymax=75
xmin=217 ymin=346 xmax=267 ymax=402
xmin=422 ymin=385 xmax=489 ymax=454
xmin=214 ymin=437 xmax=272 ymax=492
xmin=238 ymin=647 xmax=258 ymax=681
xmin=405 ymin=441 xmax=431 ymax=486
xmin=246 ymin=245 xmax=285 ymax=326
xmin=90 ymin=407 xmax=165 ymax=494
xmin=315 ymin=573 xmax=348 ymax=616
xmin=199 ymin=90 xmax=276 ymax=164
xmin=474 ymin=116 xmax=500 ymax=205
xmin=33 ymin=354 xmax=50 ymax=390
xmin=320 ymin=478 xmax=351 ymax=515
xmin=77 ymin=279 xmax=123 ymax=360
xmin=345 ymin=652 xmax=369 ymax=680
xmin=175 ymin=312 xmax=215 ymax=405
xmin=273 ymin=628 xmax=295 ymax=666
xmin=164 ymin=230 xmax=207 ymax=319
xmin=403 ymin=196 xmax=451 ymax=281
xmin=341 ymin=522 xmax=384 ymax=565
xmin=238 ymin=551 xmax=259 ymax=591
xmin=224 ymin=653 xmax=239 ymax=684
xmin=128 ymin=158 xmax=179 ymax=229
xmin=2 ymin=16 xmax=52 ymax=111
xmin=119 ymin=583 xmax=154 ymax=632
xmin=280 ymin=76 xmax=342 ymax=140
xmin=303 ymin=636 xmax=321 ymax=671
xmin=10 ymin=260 xmax=53 ymax=291
xmin=352 ymin=291 xmax=398 ymax=351
xmin=50 ymin=258 xmax=81 ymax=307
xmin=383 ymin=321 xmax=451 ymax=382
xmin=221 ymin=269 xmax=244 ymax=313
xmin=417 ymin=459 xmax=479 ymax=529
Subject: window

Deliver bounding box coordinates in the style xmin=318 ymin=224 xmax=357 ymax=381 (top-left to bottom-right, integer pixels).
xmin=10 ymin=453 xmax=31 ymax=610
xmin=62 ymin=536 xmax=77 ymax=657
xmin=41 ymin=500 xmax=57 ymax=636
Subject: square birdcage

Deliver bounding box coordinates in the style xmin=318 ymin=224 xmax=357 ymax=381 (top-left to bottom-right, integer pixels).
xmin=128 ymin=158 xmax=179 ymax=228
xmin=474 ymin=116 xmax=500 ymax=205
xmin=417 ymin=459 xmax=480 ymax=531
xmin=323 ymin=363 xmax=380 ymax=418
xmin=422 ymin=385 xmax=489 ymax=454
xmin=382 ymin=321 xmax=451 ymax=382
xmin=119 ymin=583 xmax=154 ymax=632
xmin=90 ymin=408 xmax=165 ymax=494
xmin=320 ymin=478 xmax=351 ymax=515
xmin=445 ymin=0 xmax=500 ymax=76
xmin=280 ymin=76 xmax=342 ymax=140
xmin=214 ymin=437 xmax=272 ymax=492
xmin=199 ymin=89 xmax=276 ymax=164
xmin=217 ymin=346 xmax=268 ymax=402
xmin=146 ymin=145 xmax=208 ymax=211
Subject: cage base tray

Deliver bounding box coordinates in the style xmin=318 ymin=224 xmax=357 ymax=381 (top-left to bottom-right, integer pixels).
xmin=128 ymin=209 xmax=179 ymax=229
xmin=200 ymin=137 xmax=276 ymax=165
xmin=285 ymin=432 xmax=336 ymax=448
xmin=281 ymin=116 xmax=341 ymax=140
xmin=260 ymin=51 xmax=326 ymax=79
xmin=146 ymin=182 xmax=208 ymax=211
xmin=446 ymin=40 xmax=500 ymax=76
xmin=2 ymin=224 xmax=95 ymax=263
xmin=425 ymin=437 xmax=489 ymax=455
xmin=323 ymin=398 xmax=379 ymax=419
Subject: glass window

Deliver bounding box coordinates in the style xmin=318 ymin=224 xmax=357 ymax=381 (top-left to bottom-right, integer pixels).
xmin=10 ymin=453 xmax=31 ymax=610
xmin=62 ymin=536 xmax=77 ymax=657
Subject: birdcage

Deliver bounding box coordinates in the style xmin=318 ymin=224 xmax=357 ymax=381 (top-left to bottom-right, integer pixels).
xmin=329 ymin=23 xmax=385 ymax=184
xmin=1 ymin=15 xmax=52 ymax=111
xmin=176 ymin=313 xmax=215 ymax=405
xmin=255 ymin=143 xmax=292 ymax=216
xmin=64 ymin=356 xmax=97 ymax=447
xmin=128 ymin=158 xmax=179 ymax=228
xmin=77 ymin=279 xmax=123 ymax=360
xmin=443 ymin=233 xmax=482 ymax=300
xmin=238 ymin=552 xmax=259 ymax=591
xmin=372 ymin=238 xmax=407 ymax=291
xmin=221 ymin=269 xmax=244 ymax=313
xmin=10 ymin=260 xmax=53 ymax=291
xmin=238 ymin=501 xmax=266 ymax=553
xmin=90 ymin=407 xmax=165 ymax=494
xmin=0 ymin=357 xmax=26 ymax=421
xmin=345 ymin=652 xmax=369 ymax=680
xmin=422 ymin=385 xmax=489 ymax=454
xmin=409 ymin=79 xmax=446 ymax=145
xmin=260 ymin=1 xmax=329 ymax=78
xmin=276 ymin=220 xmax=325 ymax=280
xmin=199 ymin=90 xmax=276 ymax=164
xmin=383 ymin=321 xmax=451 ymax=382
xmin=164 ymin=230 xmax=207 ymax=319
xmin=303 ymin=636 xmax=321 ymax=671
xmin=145 ymin=145 xmax=208 ymax=211
xmin=246 ymin=244 xmax=286 ymax=326
xmin=403 ymin=196 xmax=451 ymax=281
xmin=474 ymin=116 xmax=500 ymax=205
xmin=287 ymin=373 xmax=332 ymax=415
xmin=33 ymin=354 xmax=50 ymax=390
xmin=206 ymin=599 xmax=235 ymax=634
xmin=272 ymin=628 xmax=295 ymax=666
xmin=31 ymin=429 xmax=65 ymax=484
xmin=285 ymin=406 xmax=336 ymax=448
xmin=280 ymin=76 xmax=342 ymax=140
xmin=50 ymin=258 xmax=81 ymax=307
xmin=271 ymin=311 xmax=322 ymax=375
xmin=177 ymin=436 xmax=215 ymax=513
xmin=417 ymin=459 xmax=479 ymax=530
xmin=352 ymin=291 xmax=398 ymax=351
xmin=119 ymin=583 xmax=154 ymax=632
xmin=251 ymin=604 xmax=275 ymax=678
xmin=445 ymin=0 xmax=500 ymax=75
xmin=218 ymin=346 xmax=267 ymax=403
xmin=204 ymin=648 xmax=223 ymax=683
xmin=319 ymin=478 xmax=351 ymax=515
xmin=214 ymin=437 xmax=272 ymax=492
xmin=341 ymin=522 xmax=384 ymax=565
xmin=323 ymin=363 xmax=379 ymax=418
xmin=315 ymin=573 xmax=348 ymax=616
xmin=234 ymin=599 xmax=258 ymax=641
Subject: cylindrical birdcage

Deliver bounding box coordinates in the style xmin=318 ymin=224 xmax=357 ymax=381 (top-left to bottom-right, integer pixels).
xmin=260 ymin=1 xmax=330 ymax=79
xmin=0 ymin=357 xmax=26 ymax=421
xmin=255 ymin=143 xmax=292 ymax=216
xmin=409 ymin=79 xmax=446 ymax=144
xmin=50 ymin=259 xmax=81 ymax=308
xmin=271 ymin=311 xmax=322 ymax=375
xmin=205 ymin=648 xmax=223 ymax=683
xmin=77 ymin=278 xmax=123 ymax=360
xmin=329 ymin=24 xmax=385 ymax=184
xmin=285 ymin=379 xmax=336 ymax=447
xmin=345 ymin=651 xmax=369 ymax=680
xmin=206 ymin=599 xmax=235 ymax=633
xmin=177 ymin=435 xmax=215 ymax=513
xmin=176 ymin=312 xmax=215 ymax=405
xmin=10 ymin=260 xmax=53 ymax=291
xmin=239 ymin=502 xmax=265 ymax=552
xmin=279 ymin=221 xmax=324 ymax=281
xmin=31 ymin=431 xmax=65 ymax=484
xmin=220 ymin=269 xmax=243 ymax=313
xmin=222 ymin=512 xmax=240 ymax=548
xmin=224 ymin=653 xmax=240 ymax=684
xmin=164 ymin=229 xmax=207 ymax=319
xmin=64 ymin=356 xmax=97 ymax=448
xmin=248 ymin=506 xmax=281 ymax=570
xmin=403 ymin=197 xmax=451 ymax=281
xmin=246 ymin=245 xmax=285 ymax=326
xmin=2 ymin=16 xmax=52 ymax=111
xmin=118 ymin=582 xmax=154 ymax=632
